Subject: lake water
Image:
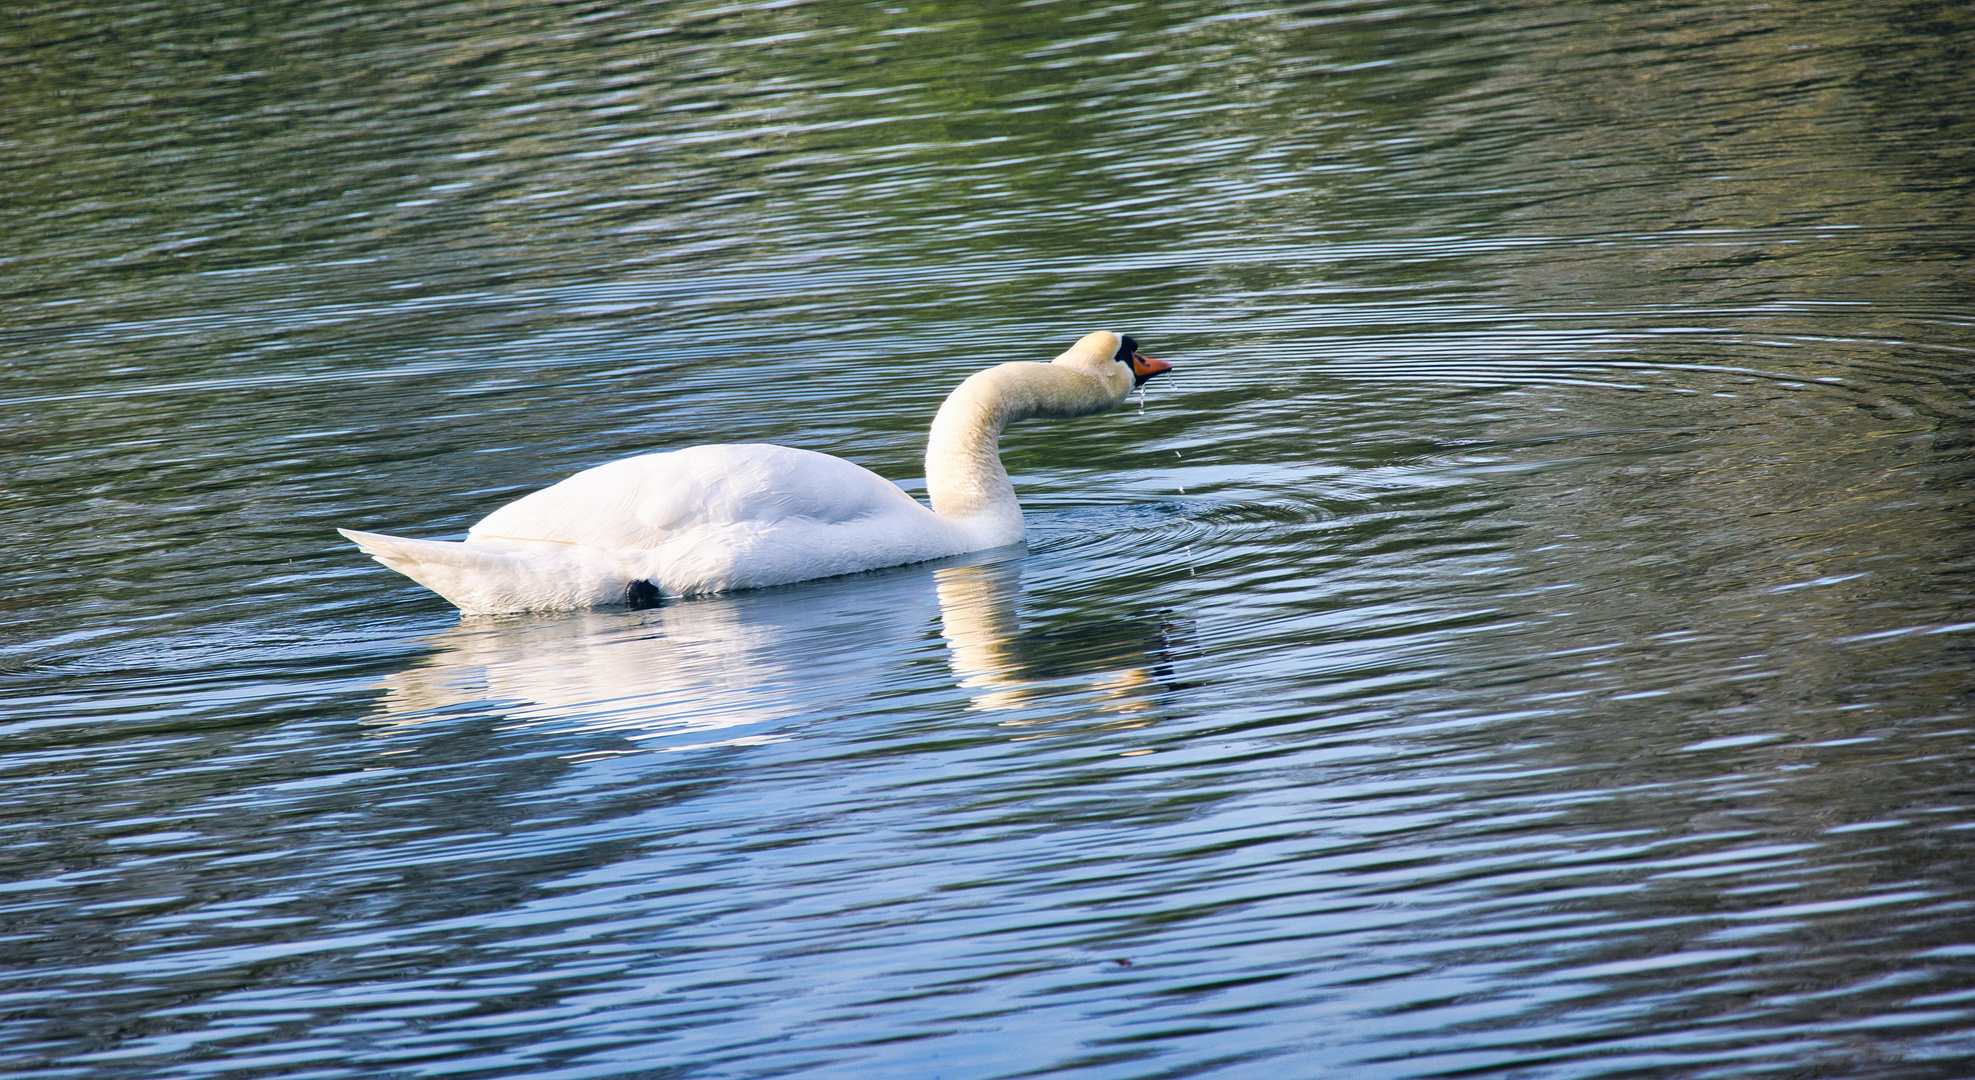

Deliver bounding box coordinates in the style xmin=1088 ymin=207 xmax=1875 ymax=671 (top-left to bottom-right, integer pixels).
xmin=5 ymin=1 xmax=1974 ymax=1077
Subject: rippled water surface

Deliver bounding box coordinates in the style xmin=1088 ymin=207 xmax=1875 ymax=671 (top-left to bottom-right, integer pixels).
xmin=6 ymin=1 xmax=1975 ymax=1077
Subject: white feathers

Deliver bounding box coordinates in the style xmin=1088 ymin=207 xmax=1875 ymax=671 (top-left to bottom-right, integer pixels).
xmin=337 ymin=331 xmax=1149 ymax=614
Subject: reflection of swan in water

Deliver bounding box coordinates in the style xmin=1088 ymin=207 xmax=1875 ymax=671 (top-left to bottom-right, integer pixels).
xmin=936 ymin=561 xmax=1172 ymax=720
xmin=371 ymin=554 xmax=1188 ymax=750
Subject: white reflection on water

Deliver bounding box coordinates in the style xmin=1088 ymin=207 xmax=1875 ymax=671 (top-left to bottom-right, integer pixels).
xmin=368 ymin=553 xmax=1170 ymax=750
xmin=937 ymin=560 xmax=1162 ymax=722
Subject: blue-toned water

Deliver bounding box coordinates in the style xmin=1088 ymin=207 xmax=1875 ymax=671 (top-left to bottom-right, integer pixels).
xmin=5 ymin=1 xmax=1974 ymax=1077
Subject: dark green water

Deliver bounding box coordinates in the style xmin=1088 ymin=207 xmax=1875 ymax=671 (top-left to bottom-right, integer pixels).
xmin=4 ymin=1 xmax=1974 ymax=1077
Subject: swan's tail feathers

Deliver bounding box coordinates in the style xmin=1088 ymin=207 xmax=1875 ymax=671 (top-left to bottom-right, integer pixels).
xmin=337 ymin=527 xmax=457 ymax=566
xmin=335 ymin=528 xmax=634 ymax=615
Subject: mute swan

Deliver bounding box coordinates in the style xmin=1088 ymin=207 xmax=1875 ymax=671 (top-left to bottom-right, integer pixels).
xmin=337 ymin=330 xmax=1172 ymax=614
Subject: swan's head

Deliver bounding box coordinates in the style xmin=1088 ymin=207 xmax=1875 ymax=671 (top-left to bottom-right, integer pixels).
xmin=1114 ymin=334 xmax=1173 ymax=387
xmin=1054 ymin=330 xmax=1174 ymax=392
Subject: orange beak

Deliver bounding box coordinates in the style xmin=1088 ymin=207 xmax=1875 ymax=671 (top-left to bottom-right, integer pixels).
xmin=1128 ymin=352 xmax=1173 ymax=387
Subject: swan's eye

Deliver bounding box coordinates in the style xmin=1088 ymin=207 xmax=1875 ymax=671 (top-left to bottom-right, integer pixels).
xmin=1113 ymin=335 xmax=1138 ymax=363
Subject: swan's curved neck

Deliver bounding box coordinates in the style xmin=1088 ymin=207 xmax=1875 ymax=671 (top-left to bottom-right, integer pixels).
xmin=923 ymin=361 xmax=1125 ymax=544
xmin=925 ymin=368 xmax=1025 ymax=531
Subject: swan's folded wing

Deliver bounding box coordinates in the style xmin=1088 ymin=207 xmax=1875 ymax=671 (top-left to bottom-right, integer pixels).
xmin=467 ymin=443 xmax=924 ymax=551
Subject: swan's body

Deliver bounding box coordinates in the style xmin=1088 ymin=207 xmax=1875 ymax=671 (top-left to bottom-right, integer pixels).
xmin=338 ymin=331 xmax=1171 ymax=614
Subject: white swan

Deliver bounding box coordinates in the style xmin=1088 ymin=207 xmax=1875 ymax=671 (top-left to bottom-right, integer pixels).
xmin=337 ymin=330 xmax=1172 ymax=614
